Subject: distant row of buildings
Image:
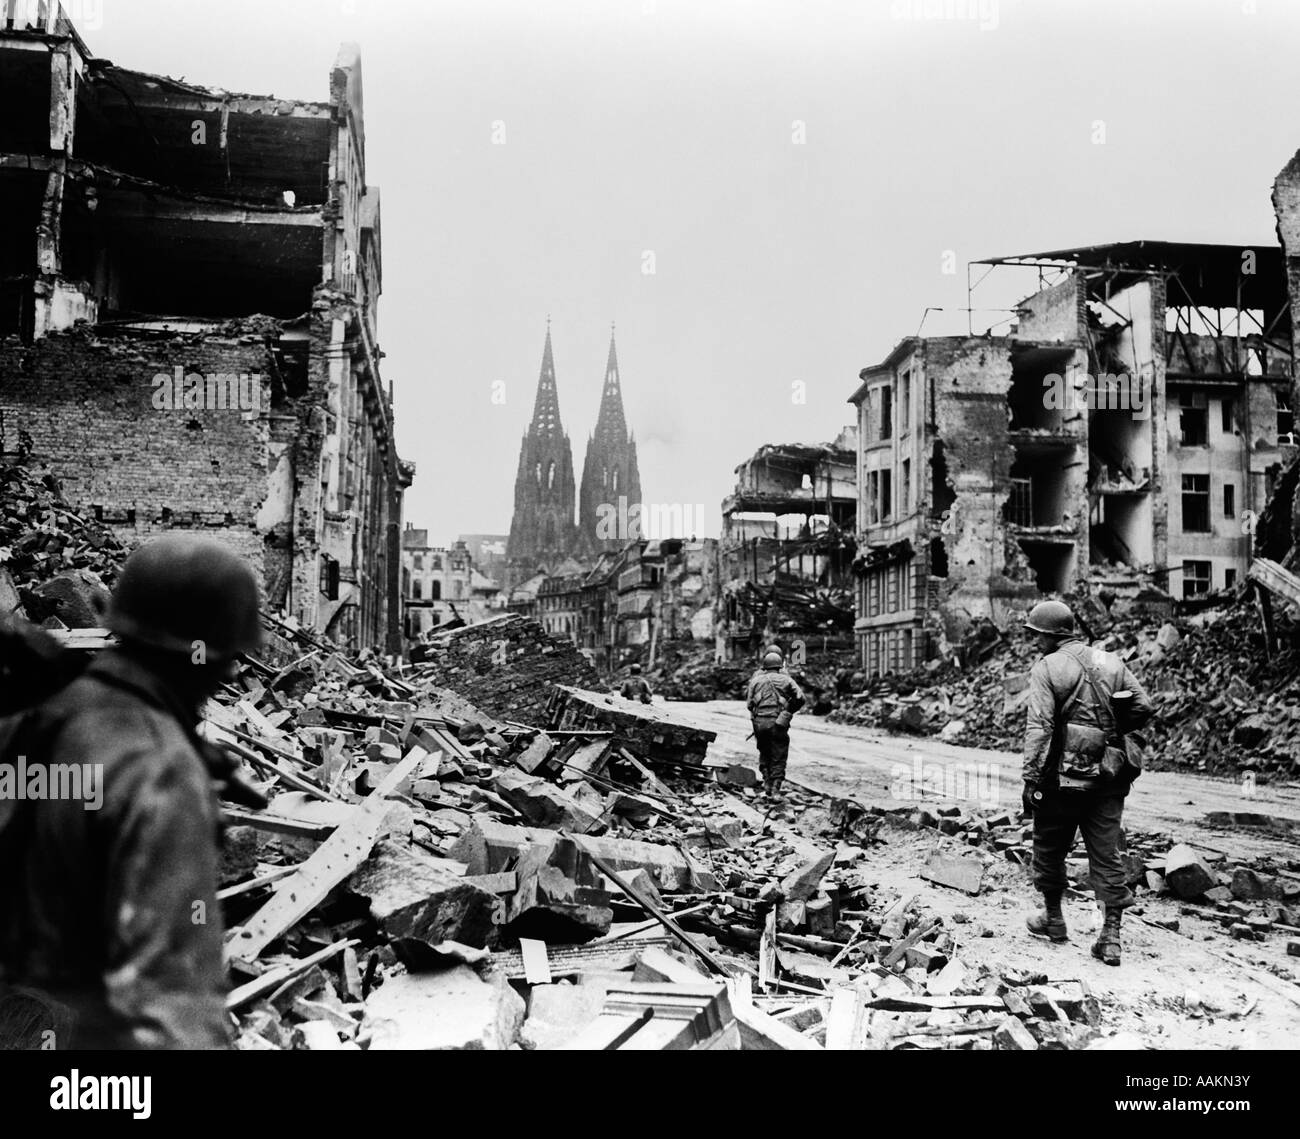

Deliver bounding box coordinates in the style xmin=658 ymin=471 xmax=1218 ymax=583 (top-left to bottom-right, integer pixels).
xmin=415 ymin=237 xmax=1300 ymax=679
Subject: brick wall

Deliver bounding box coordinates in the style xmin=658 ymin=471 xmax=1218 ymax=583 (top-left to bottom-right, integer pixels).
xmin=0 ymin=326 xmax=278 ymax=583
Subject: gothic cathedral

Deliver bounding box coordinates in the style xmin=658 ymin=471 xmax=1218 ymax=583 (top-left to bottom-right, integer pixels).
xmin=506 ymin=324 xmax=642 ymax=579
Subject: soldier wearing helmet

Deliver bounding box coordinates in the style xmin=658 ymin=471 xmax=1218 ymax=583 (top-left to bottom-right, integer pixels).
xmin=1021 ymin=599 xmax=1153 ymax=967
xmin=745 ymin=647 xmax=804 ymax=798
xmin=618 ymin=663 xmax=653 ymax=704
xmin=0 ymin=535 xmax=262 ymax=1048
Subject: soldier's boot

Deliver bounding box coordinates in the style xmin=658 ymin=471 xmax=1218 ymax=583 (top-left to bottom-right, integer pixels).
xmin=1026 ymin=891 xmax=1069 ymax=943
xmin=1091 ymin=907 xmax=1122 ymax=966
xmin=767 ymin=777 xmax=784 ymax=799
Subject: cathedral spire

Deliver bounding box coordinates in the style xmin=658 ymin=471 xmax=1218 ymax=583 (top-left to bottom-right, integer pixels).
xmin=529 ymin=325 xmax=564 ymax=438
xmin=593 ymin=326 xmax=627 ymax=443
xmin=577 ymin=325 xmax=642 ymax=554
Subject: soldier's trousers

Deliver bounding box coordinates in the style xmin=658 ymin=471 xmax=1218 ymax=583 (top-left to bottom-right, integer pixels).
xmin=753 ymin=723 xmax=790 ymax=783
xmin=1031 ymin=788 xmax=1133 ymax=909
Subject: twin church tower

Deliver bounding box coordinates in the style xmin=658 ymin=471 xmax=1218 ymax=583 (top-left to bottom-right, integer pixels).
xmin=506 ymin=324 xmax=643 ymax=577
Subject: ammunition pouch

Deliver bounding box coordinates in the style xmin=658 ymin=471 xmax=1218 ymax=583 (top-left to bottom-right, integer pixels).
xmin=1060 ymin=721 xmax=1108 ymax=781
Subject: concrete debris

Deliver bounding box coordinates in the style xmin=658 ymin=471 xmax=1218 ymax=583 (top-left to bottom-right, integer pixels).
xmin=0 ymin=478 xmax=1134 ymax=1053
xmin=363 ymin=965 xmax=527 ymax=1050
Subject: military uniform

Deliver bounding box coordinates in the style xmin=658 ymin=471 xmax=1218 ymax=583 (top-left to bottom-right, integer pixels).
xmin=1023 ymin=637 xmax=1153 ymax=910
xmin=0 ymin=650 xmax=230 ymax=1049
xmin=619 ymin=676 xmax=653 ymax=704
xmin=746 ymin=667 xmax=805 ymax=787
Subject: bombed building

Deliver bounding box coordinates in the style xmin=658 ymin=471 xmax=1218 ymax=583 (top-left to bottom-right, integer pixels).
xmin=717 ymin=431 xmax=857 ymax=655
xmin=0 ymin=8 xmax=411 ymax=650
xmin=850 ymin=241 xmax=1295 ymax=675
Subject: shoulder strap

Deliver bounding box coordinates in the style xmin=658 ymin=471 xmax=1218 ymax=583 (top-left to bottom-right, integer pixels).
xmin=1060 ymin=643 xmax=1116 ymax=736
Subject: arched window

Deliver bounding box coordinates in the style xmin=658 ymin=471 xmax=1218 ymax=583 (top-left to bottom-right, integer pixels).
xmin=430 ymin=580 xmax=441 ymax=600
xmin=413 ymin=580 xmax=422 ymax=600
xmin=548 ymin=461 xmax=556 ymax=489
xmin=612 ymin=469 xmax=619 ymax=492
xmin=535 ymin=461 xmax=542 ymax=485
xmin=603 ymin=466 xmax=608 ymax=487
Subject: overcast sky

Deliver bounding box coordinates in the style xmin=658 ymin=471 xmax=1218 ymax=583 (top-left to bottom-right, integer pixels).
xmin=86 ymin=0 xmax=1300 ymax=544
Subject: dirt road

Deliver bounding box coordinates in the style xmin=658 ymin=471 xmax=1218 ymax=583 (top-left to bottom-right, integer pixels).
xmin=669 ymin=699 xmax=1300 ymax=1049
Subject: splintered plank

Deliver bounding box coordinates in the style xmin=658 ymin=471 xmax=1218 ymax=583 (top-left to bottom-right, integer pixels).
xmin=225 ymin=749 xmax=427 ymax=962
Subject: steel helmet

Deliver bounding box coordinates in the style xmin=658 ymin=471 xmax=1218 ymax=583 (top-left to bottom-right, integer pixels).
xmin=762 ymin=649 xmax=784 ymax=668
xmin=107 ymin=534 xmax=262 ymax=661
xmin=630 ymin=664 xmax=642 ymax=674
xmin=1024 ymin=600 xmax=1075 ymax=637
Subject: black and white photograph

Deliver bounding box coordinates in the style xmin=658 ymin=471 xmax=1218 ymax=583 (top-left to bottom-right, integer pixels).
xmin=0 ymin=0 xmax=1294 ymax=1116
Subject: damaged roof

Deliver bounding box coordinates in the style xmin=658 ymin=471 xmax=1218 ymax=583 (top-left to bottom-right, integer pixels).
xmin=976 ymin=240 xmax=1287 ymax=311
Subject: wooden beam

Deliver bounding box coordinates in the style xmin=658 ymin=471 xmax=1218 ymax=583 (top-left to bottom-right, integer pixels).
xmin=225 ymin=938 xmax=357 ymax=1011
xmin=215 ymin=864 xmax=300 ymax=901
xmin=225 ymin=749 xmax=426 ymax=962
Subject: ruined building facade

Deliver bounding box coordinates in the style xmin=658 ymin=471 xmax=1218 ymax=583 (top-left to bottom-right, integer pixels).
xmin=506 ymin=326 xmax=642 ymax=580
xmin=0 ymin=7 xmax=412 ymax=650
xmin=851 ymin=242 xmax=1294 ymax=675
xmin=717 ymin=433 xmax=858 ymax=656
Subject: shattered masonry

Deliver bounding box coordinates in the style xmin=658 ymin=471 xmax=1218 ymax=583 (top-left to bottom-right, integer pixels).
xmin=0 ymin=14 xmax=412 ymax=651
xmin=850 ymin=241 xmax=1297 ymax=674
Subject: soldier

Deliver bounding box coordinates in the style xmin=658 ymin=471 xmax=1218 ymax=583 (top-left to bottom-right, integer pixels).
xmin=746 ymin=648 xmax=805 ymax=798
xmin=618 ymin=663 xmax=653 ymax=704
xmin=0 ymin=535 xmax=263 ymax=1047
xmin=1021 ymin=600 xmax=1153 ymax=966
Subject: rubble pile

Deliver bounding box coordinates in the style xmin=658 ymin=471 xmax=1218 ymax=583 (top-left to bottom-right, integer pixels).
xmin=0 ymin=459 xmax=125 ymax=627
xmin=651 ymin=639 xmax=858 ymax=711
xmin=887 ymin=795 xmax=1300 ymax=958
xmin=833 ymin=598 xmax=1300 ymax=776
xmin=191 ymin=639 xmax=1120 ymax=1050
xmin=650 ymin=643 xmax=750 ymax=702
xmin=407 ymin=613 xmax=602 ymax=726
xmin=722 ymin=563 xmax=856 ymax=635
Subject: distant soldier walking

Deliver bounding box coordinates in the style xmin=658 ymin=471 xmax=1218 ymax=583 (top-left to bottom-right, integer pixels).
xmin=746 ymin=648 xmax=805 ymax=798
xmin=1021 ymin=600 xmax=1153 ymax=966
xmin=619 ymin=663 xmax=653 ymax=704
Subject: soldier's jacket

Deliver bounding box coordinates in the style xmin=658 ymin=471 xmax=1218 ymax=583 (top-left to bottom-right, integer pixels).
xmin=619 ymin=677 xmax=653 ymax=704
xmin=0 ymin=650 xmax=230 ymax=1049
xmin=746 ymin=669 xmax=805 ymax=728
xmin=1023 ymin=637 xmax=1153 ymax=790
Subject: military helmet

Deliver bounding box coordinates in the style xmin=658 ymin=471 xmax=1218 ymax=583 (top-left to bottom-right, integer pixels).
xmin=107 ymin=535 xmax=262 ymax=661
xmin=630 ymin=664 xmax=642 ymax=674
xmin=762 ymin=648 xmax=784 ymax=668
xmin=1023 ymin=599 xmax=1075 ymax=637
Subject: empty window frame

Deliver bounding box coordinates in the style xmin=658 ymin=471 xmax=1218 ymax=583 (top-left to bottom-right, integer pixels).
xmin=1181 ymin=474 xmax=1210 ymax=533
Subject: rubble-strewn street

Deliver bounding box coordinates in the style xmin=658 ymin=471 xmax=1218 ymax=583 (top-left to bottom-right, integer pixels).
xmin=673 ymin=701 xmax=1300 ymax=1049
